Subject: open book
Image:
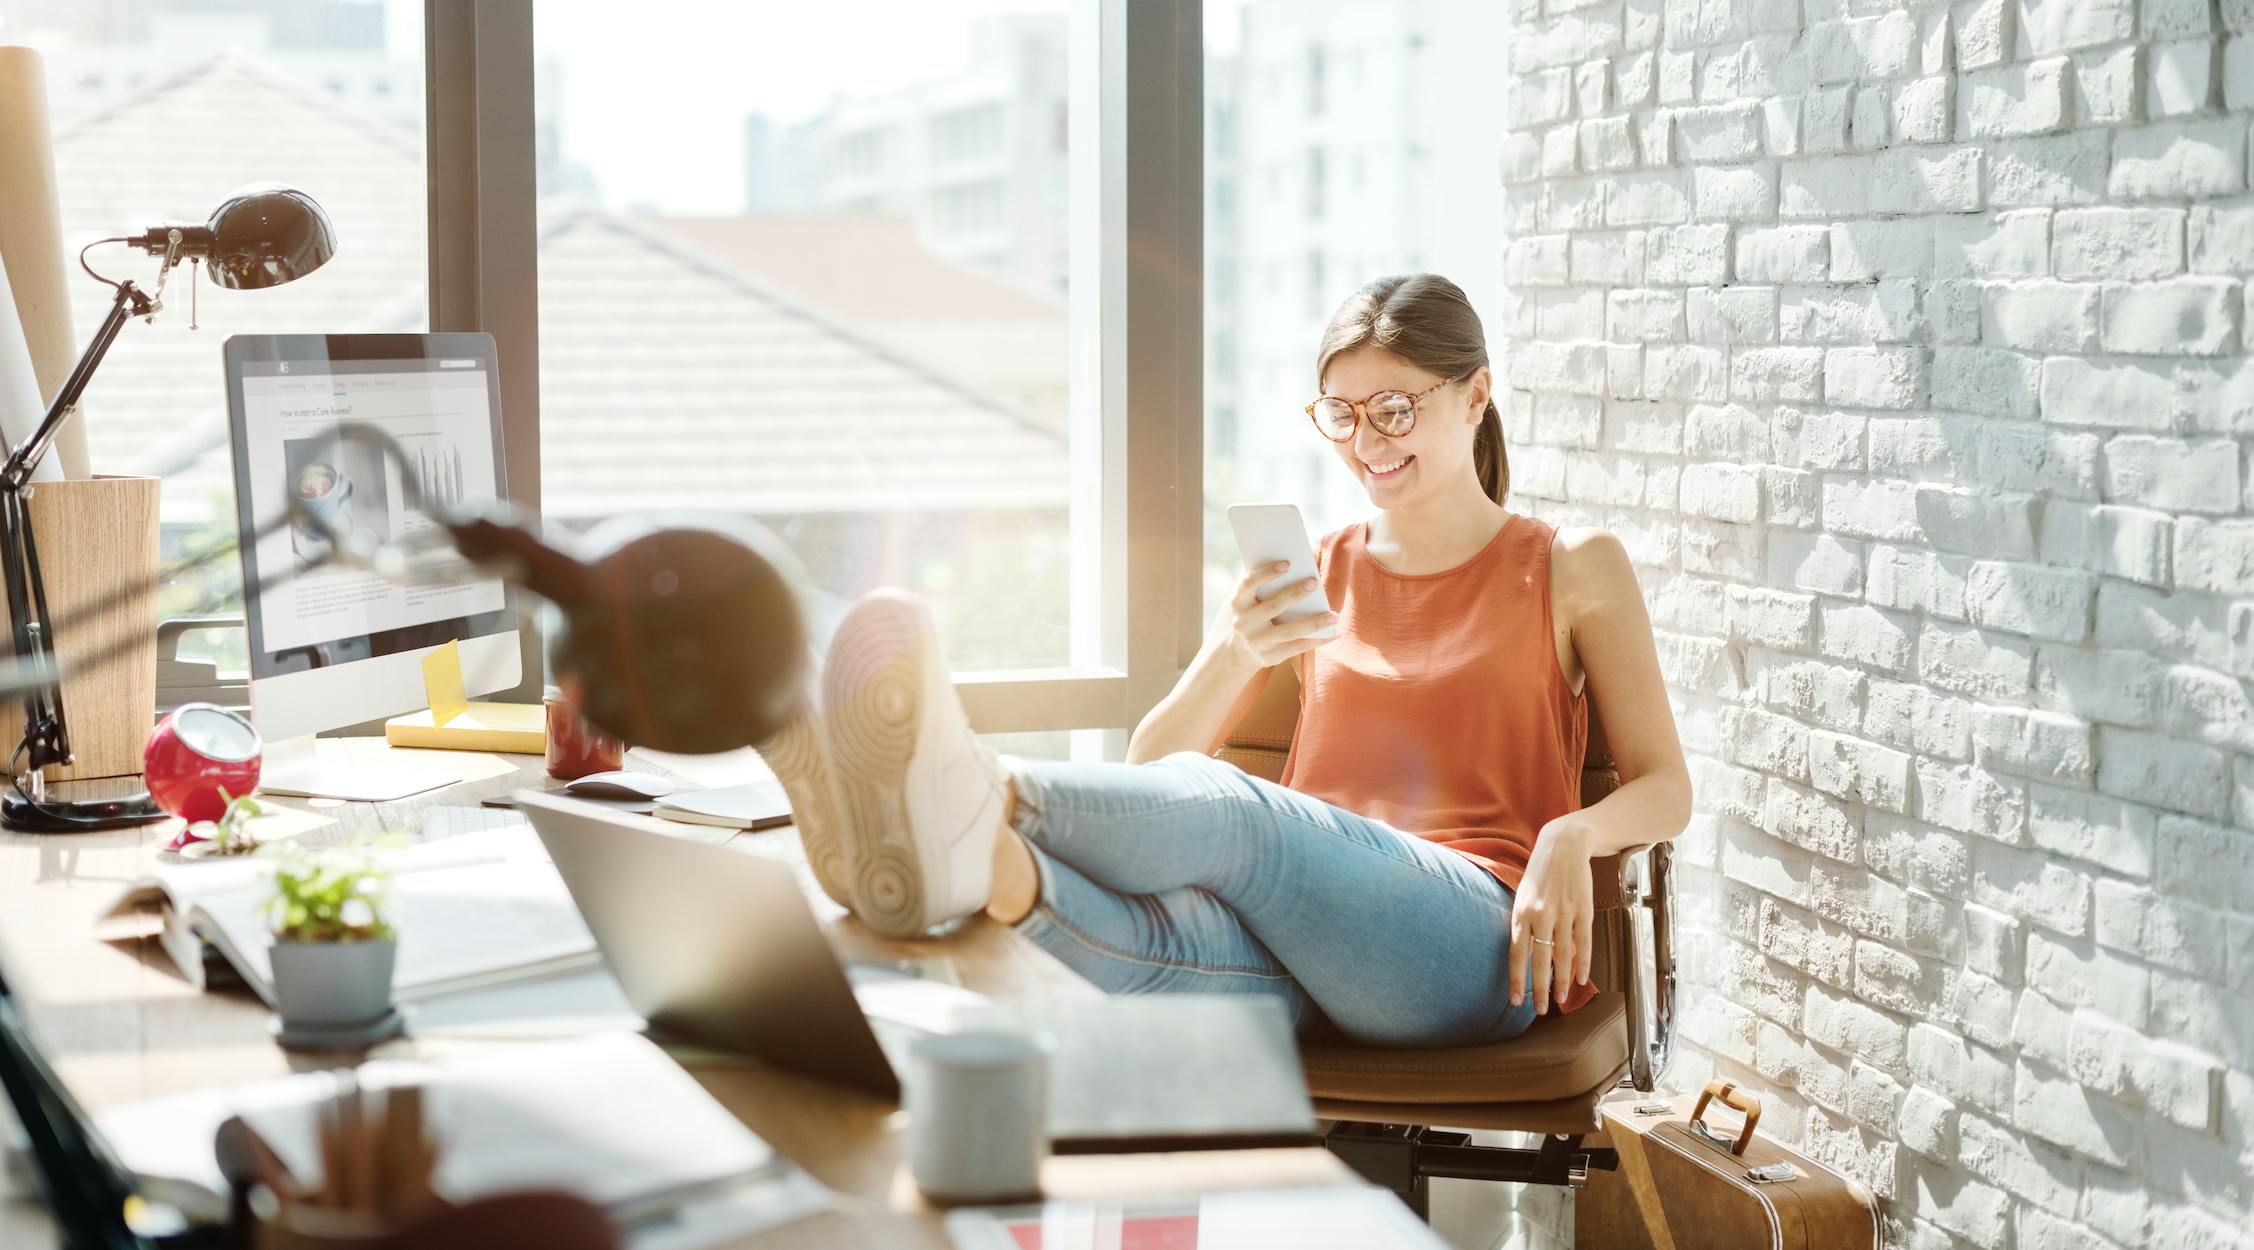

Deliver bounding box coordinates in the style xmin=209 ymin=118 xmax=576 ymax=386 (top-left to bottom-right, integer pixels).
xmin=94 ymin=1033 xmax=811 ymax=1228
xmin=100 ymin=826 xmax=600 ymax=1008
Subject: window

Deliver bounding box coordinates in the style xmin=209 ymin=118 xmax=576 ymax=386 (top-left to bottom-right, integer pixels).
xmin=530 ymin=0 xmax=1201 ymax=739
xmin=931 ymin=104 xmax=1006 ymax=165
xmin=836 ymin=129 xmax=891 ymax=181
xmin=1307 ymin=145 xmax=1325 ymax=221
xmin=29 ymin=2 xmax=427 ymax=681
xmin=1307 ymin=43 xmax=1325 ymax=115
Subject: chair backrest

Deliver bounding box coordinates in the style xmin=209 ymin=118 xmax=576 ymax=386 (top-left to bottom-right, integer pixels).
xmin=1213 ymin=663 xmax=1635 ymax=986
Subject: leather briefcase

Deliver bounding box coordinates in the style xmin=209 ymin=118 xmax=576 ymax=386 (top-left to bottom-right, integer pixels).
xmin=1576 ymin=1081 xmax=1882 ymax=1250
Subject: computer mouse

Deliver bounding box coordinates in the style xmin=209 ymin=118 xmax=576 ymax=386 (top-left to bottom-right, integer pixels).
xmin=560 ymin=770 xmax=678 ymax=801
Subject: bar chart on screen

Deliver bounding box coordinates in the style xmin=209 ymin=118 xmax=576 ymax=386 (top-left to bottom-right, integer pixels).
xmin=415 ymin=443 xmax=467 ymax=511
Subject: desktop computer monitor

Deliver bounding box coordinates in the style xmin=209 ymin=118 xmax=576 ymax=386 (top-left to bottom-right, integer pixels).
xmin=224 ymin=333 xmax=522 ymax=800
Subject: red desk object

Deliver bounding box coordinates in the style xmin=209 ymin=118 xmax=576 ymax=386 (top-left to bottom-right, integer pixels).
xmin=143 ymin=702 xmax=261 ymax=824
xmin=544 ymin=682 xmax=624 ymax=780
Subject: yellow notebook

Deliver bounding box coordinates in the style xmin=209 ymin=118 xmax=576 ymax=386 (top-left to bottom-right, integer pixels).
xmin=382 ymin=641 xmax=546 ymax=753
xmin=383 ymin=702 xmax=546 ymax=754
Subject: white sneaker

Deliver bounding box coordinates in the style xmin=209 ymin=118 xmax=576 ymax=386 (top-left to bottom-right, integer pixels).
xmin=822 ymin=589 xmax=1009 ymax=938
xmin=754 ymin=680 xmax=856 ymax=911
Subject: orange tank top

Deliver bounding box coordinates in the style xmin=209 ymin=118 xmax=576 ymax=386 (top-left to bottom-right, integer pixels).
xmin=1279 ymin=512 xmax=1597 ymax=1012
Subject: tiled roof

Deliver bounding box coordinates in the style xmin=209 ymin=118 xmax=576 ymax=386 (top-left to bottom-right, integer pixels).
xmin=536 ymin=209 xmax=1066 ymax=516
xmin=45 ymin=55 xmax=1066 ymax=529
xmin=650 ymin=214 xmax=1061 ymax=322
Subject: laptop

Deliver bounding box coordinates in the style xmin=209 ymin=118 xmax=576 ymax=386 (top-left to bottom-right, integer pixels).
xmin=514 ymin=790 xmax=1317 ymax=1151
xmin=514 ymin=790 xmax=901 ymax=1100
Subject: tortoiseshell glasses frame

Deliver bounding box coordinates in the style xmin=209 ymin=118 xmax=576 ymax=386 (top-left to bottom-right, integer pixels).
xmin=1304 ymin=376 xmax=1459 ymax=442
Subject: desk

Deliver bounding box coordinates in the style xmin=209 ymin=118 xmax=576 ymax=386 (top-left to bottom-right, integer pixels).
xmin=1 ymin=738 xmax=1359 ymax=1248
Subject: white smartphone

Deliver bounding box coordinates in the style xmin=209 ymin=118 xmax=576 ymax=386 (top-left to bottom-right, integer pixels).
xmin=1227 ymin=502 xmax=1337 ymax=640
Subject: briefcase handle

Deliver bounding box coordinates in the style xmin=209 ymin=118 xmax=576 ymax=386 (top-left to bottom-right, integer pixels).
xmin=1690 ymin=1079 xmax=1762 ymax=1155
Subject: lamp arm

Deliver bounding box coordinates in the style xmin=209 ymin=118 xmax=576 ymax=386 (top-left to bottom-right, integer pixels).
xmin=3 ymin=490 xmax=66 ymax=771
xmin=0 ymin=279 xmax=157 ymax=774
xmin=2 ymin=279 xmax=153 ymax=494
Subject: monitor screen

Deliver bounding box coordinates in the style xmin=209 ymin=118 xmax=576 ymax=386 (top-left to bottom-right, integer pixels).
xmin=226 ymin=334 xmax=514 ymax=680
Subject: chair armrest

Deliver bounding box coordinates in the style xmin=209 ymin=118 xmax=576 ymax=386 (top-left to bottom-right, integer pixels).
xmin=1612 ymin=841 xmax=1677 ymax=1093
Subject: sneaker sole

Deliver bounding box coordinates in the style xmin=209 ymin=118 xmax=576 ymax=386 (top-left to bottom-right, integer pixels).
xmin=824 ymin=594 xmax=945 ymax=937
xmin=756 ymin=706 xmax=854 ymax=909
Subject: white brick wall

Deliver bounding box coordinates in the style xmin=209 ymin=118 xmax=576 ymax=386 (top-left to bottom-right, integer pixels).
xmin=1500 ymin=0 xmax=2254 ymax=1245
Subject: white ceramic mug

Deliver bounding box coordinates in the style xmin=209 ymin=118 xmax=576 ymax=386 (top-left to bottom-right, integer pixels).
xmin=905 ymin=1029 xmax=1053 ymax=1203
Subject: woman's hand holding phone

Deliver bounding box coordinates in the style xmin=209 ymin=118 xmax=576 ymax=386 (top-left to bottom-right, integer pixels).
xmin=1213 ymin=562 xmax=1339 ymax=671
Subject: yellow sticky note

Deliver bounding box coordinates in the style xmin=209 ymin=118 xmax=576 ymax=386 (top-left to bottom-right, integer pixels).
xmin=421 ymin=640 xmax=469 ymax=727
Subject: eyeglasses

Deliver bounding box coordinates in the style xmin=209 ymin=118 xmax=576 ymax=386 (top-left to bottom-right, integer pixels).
xmin=1304 ymin=377 xmax=1456 ymax=442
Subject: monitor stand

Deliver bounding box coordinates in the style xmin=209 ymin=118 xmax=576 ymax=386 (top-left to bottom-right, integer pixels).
xmin=256 ymin=735 xmax=457 ymax=802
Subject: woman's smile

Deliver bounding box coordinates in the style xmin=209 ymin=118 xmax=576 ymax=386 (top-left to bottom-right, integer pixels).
xmin=1365 ymin=454 xmax=1414 ymax=480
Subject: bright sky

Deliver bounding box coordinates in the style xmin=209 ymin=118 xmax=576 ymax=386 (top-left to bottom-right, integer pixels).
xmin=389 ymin=0 xmax=1242 ymax=215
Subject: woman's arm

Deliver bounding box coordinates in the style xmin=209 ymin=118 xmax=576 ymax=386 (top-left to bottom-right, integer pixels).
xmin=1125 ymin=622 xmax=1271 ymax=764
xmin=1549 ymin=528 xmax=1693 ymax=857
xmin=1511 ymin=527 xmax=1692 ymax=1014
xmin=1127 ymin=562 xmax=1334 ymax=764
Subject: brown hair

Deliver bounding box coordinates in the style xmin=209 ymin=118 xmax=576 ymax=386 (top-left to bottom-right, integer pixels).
xmin=1316 ymin=273 xmax=1507 ymax=504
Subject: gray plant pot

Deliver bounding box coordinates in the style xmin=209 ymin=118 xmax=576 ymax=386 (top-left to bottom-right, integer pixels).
xmin=268 ymin=936 xmax=396 ymax=1029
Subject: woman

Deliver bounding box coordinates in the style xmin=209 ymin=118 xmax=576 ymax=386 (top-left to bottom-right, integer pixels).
xmin=761 ymin=273 xmax=1689 ymax=1048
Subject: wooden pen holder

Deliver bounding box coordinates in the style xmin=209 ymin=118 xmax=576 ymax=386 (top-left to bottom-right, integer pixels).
xmin=1 ymin=474 xmax=161 ymax=782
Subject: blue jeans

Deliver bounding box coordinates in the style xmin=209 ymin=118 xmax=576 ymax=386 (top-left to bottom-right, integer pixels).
xmin=1003 ymin=751 xmax=1540 ymax=1048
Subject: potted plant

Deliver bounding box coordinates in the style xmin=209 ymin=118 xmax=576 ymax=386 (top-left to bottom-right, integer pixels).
xmin=261 ymin=839 xmax=402 ymax=1042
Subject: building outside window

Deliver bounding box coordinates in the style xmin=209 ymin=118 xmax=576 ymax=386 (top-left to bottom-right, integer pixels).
xmin=1202 ymin=0 xmax=1509 ymax=617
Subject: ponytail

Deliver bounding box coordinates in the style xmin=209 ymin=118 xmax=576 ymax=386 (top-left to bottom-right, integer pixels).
xmin=1472 ymin=399 xmax=1508 ymax=504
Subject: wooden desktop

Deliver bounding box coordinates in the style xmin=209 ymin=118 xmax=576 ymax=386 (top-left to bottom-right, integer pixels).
xmin=0 ymin=737 xmax=1358 ymax=1249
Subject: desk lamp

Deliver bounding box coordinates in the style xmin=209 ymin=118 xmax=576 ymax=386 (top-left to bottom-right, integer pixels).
xmin=2 ymin=184 xmax=336 ymax=832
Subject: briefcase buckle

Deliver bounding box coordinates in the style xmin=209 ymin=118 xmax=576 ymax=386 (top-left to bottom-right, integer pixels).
xmin=1631 ymin=1101 xmax=1673 ymax=1116
xmin=1747 ymin=1162 xmax=1798 ymax=1184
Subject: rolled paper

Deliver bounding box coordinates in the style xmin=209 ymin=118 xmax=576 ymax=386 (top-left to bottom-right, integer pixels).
xmin=0 ymin=46 xmax=90 ymax=480
xmin=0 ymin=255 xmax=60 ymax=481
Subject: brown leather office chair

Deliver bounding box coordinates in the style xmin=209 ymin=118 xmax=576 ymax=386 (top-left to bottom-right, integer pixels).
xmin=1215 ymin=662 xmax=1677 ymax=1218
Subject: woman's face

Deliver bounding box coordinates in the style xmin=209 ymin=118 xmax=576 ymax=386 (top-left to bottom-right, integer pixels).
xmin=1318 ymin=346 xmax=1489 ymax=509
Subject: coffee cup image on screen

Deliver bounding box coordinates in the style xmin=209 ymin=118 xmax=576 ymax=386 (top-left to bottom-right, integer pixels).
xmin=284 ymin=432 xmax=392 ymax=568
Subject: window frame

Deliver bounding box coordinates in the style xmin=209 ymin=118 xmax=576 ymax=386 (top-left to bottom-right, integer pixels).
xmin=435 ymin=0 xmax=1205 ymax=735
xmin=427 ymin=0 xmax=544 ymax=705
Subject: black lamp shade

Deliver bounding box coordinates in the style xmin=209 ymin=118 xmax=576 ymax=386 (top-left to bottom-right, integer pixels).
xmin=202 ymin=182 xmax=337 ymax=290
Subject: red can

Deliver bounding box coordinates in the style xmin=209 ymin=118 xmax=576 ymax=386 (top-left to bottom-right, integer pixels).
xmin=544 ymin=682 xmax=625 ymax=780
